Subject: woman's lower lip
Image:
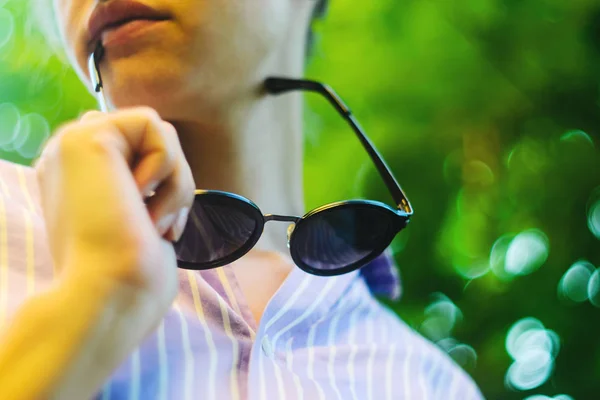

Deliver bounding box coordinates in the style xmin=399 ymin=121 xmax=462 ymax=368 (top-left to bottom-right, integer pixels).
xmin=101 ymin=19 xmax=167 ymax=47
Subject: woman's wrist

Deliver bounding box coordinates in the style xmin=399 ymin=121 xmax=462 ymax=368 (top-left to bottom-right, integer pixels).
xmin=48 ymin=268 xmax=155 ymax=399
xmin=0 ymin=276 xmax=112 ymax=399
xmin=0 ymin=261 xmax=161 ymax=399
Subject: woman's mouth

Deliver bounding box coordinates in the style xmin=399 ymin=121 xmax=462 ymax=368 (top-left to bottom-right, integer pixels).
xmin=99 ymin=18 xmax=168 ymax=48
xmin=87 ymin=0 xmax=170 ymax=51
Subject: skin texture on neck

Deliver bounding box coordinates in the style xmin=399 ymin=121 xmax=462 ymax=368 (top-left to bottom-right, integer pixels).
xmin=170 ymin=8 xmax=310 ymax=254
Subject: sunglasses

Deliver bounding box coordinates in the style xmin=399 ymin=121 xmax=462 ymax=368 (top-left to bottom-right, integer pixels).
xmin=89 ymin=48 xmax=414 ymax=277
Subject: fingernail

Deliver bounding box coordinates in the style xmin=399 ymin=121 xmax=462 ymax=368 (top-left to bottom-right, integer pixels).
xmin=143 ymin=181 xmax=159 ymax=199
xmin=157 ymin=213 xmax=177 ymax=236
xmin=173 ymin=207 xmax=190 ymax=242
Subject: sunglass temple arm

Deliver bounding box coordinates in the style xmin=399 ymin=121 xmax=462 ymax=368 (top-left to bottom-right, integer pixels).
xmin=264 ymin=77 xmax=413 ymax=216
xmin=87 ymin=42 xmax=109 ymax=113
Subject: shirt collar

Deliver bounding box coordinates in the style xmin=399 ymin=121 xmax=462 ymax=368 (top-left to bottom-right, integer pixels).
xmin=257 ymin=252 xmax=361 ymax=336
xmin=257 ymin=248 xmax=401 ymax=337
xmin=359 ymin=248 xmax=401 ymax=300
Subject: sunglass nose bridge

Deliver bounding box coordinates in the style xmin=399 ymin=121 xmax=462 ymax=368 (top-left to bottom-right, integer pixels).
xmin=286 ymin=223 xmax=296 ymax=248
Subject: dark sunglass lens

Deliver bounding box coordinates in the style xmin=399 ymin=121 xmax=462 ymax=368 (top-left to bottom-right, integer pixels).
xmin=174 ymin=194 xmax=261 ymax=266
xmin=292 ymin=206 xmax=394 ymax=272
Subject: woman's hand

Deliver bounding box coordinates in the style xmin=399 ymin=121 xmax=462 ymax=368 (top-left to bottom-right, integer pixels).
xmin=35 ymin=106 xmax=194 ymax=297
xmin=9 ymin=106 xmax=196 ymax=398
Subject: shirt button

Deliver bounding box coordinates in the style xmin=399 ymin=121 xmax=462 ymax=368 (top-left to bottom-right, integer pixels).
xmin=261 ymin=335 xmax=274 ymax=358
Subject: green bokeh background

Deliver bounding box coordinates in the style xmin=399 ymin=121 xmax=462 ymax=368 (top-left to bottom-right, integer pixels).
xmin=1 ymin=0 xmax=600 ymax=398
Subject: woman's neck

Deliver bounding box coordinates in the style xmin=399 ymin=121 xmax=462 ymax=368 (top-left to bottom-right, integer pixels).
xmin=172 ymin=89 xmax=305 ymax=254
xmin=169 ymin=6 xmax=311 ymax=254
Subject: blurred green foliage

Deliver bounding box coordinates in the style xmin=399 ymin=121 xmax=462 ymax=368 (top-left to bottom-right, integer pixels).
xmin=1 ymin=0 xmax=600 ymax=398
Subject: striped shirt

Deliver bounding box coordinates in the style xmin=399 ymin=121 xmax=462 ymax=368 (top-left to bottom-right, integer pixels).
xmin=0 ymin=159 xmax=483 ymax=399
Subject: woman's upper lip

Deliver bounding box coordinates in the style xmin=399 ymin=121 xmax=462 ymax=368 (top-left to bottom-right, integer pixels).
xmin=87 ymin=0 xmax=169 ymax=49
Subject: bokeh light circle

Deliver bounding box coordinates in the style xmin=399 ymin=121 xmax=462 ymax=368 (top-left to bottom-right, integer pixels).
xmin=0 ymin=103 xmax=21 ymax=149
xmin=421 ymin=317 xmax=450 ymax=342
xmin=545 ymin=330 xmax=561 ymax=358
xmin=524 ymin=396 xmax=574 ymax=400
xmin=12 ymin=111 xmax=32 ymax=151
xmin=490 ymin=234 xmax=515 ymax=281
xmin=442 ymin=150 xmax=463 ymax=184
xmin=463 ymin=160 xmax=495 ymax=186
xmin=506 ymin=317 xmax=545 ymax=360
xmin=558 ymin=260 xmax=595 ymax=303
xmin=505 ymin=229 xmax=549 ymax=276
xmin=16 ymin=113 xmax=50 ymax=158
xmin=505 ymin=317 xmax=559 ymax=391
xmin=436 ymin=337 xmax=458 ymax=352
xmin=447 ymin=343 xmax=477 ymax=369
xmin=587 ymin=199 xmax=600 ymax=239
xmin=505 ymin=348 xmax=553 ymax=391
xmin=462 ymin=259 xmax=490 ymax=280
xmin=0 ymin=8 xmax=14 ymax=49
xmin=587 ymin=268 xmax=600 ymax=307
xmin=560 ymin=129 xmax=595 ymax=147
xmin=515 ymin=328 xmax=559 ymax=358
xmin=421 ymin=294 xmax=462 ymax=341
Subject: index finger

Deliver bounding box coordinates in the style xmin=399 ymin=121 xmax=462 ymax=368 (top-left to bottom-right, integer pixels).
xmin=100 ymin=107 xmax=180 ymax=193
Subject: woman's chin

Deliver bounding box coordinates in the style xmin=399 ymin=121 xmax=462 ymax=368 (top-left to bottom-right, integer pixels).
xmin=99 ymin=56 xmax=242 ymax=121
xmin=103 ymin=71 xmax=187 ymax=116
xmin=109 ymin=92 xmax=186 ymax=119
